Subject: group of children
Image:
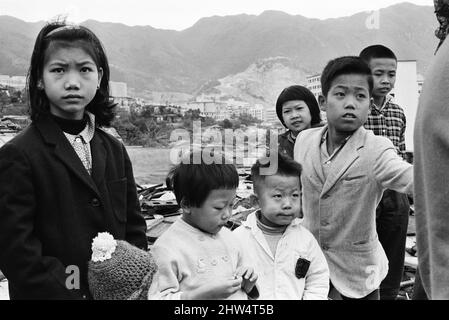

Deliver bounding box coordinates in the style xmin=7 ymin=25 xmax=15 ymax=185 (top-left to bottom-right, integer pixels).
xmin=0 ymin=19 xmax=413 ymax=300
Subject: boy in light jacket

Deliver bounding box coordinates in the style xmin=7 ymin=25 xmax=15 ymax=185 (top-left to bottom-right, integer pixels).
xmin=294 ymin=56 xmax=413 ymax=299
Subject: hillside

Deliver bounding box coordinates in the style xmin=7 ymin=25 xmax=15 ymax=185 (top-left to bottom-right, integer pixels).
xmin=195 ymin=57 xmax=308 ymax=107
xmin=0 ymin=2 xmax=438 ymax=97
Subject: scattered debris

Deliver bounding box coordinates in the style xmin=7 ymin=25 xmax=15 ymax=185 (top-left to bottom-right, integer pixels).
xmin=139 ymin=174 xmax=260 ymax=245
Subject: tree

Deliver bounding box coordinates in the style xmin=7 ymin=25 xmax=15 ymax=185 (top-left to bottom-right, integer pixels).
xmin=238 ymin=113 xmax=261 ymax=126
xmin=113 ymin=117 xmax=140 ymax=144
xmin=220 ymin=118 xmax=233 ymax=129
xmin=232 ymin=119 xmax=241 ymax=129
xmin=184 ymin=109 xmax=201 ymax=120
xmin=202 ymin=116 xmax=216 ymax=127
xmin=182 ymin=109 xmax=202 ymax=128
xmin=140 ymin=107 xmax=154 ymax=119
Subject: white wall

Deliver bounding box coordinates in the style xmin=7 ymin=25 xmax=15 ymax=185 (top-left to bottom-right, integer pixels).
xmin=391 ymin=60 xmax=419 ymax=152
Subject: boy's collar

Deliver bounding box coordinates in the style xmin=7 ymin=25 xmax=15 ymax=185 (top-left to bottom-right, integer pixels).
xmin=288 ymin=130 xmax=297 ymax=142
xmin=371 ymin=94 xmax=393 ymax=112
xmin=242 ymin=210 xmax=302 ymax=230
xmin=321 ymin=125 xmax=353 ymax=147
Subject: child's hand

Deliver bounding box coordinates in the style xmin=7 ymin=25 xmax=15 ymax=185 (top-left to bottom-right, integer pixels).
xmin=183 ymin=277 xmax=242 ymax=300
xmin=236 ymin=266 xmax=258 ymax=294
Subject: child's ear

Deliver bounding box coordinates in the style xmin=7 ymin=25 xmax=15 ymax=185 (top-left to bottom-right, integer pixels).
xmin=318 ymin=94 xmax=327 ymax=112
xmin=250 ymin=193 xmax=259 ymax=208
xmin=180 ymin=198 xmax=191 ymax=214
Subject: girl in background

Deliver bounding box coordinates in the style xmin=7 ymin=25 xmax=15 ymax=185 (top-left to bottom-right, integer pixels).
xmin=275 ymin=85 xmax=323 ymax=158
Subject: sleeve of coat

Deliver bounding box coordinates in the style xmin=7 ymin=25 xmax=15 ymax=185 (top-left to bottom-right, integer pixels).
xmin=122 ymin=144 xmax=148 ymax=250
xmin=373 ymin=138 xmax=413 ymax=196
xmin=302 ymin=233 xmax=330 ymax=300
xmin=233 ymin=230 xmax=259 ymax=299
xmin=414 ymin=36 xmax=449 ymax=300
xmin=0 ymin=143 xmax=79 ymax=299
xmin=147 ymin=244 xmax=183 ymax=300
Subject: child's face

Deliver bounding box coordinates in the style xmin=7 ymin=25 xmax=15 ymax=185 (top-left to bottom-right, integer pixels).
xmin=41 ymin=45 xmax=103 ymax=120
xmin=368 ymin=58 xmax=397 ymax=99
xmin=321 ymin=74 xmax=370 ymax=134
xmin=183 ymin=188 xmax=236 ymax=234
xmin=282 ymin=100 xmax=312 ymax=133
xmin=256 ymin=175 xmax=301 ymax=227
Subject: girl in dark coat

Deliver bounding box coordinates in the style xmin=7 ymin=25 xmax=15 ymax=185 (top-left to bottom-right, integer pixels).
xmin=0 ymin=21 xmax=147 ymax=299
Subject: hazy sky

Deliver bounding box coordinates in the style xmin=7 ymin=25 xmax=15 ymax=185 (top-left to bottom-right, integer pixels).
xmin=0 ymin=0 xmax=431 ymax=30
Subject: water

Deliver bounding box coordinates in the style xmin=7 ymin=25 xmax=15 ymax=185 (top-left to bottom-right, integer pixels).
xmin=125 ymin=145 xmax=259 ymax=185
xmin=126 ymin=146 xmax=173 ymax=185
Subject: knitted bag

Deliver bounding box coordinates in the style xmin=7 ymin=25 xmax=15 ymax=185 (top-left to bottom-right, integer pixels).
xmin=87 ymin=233 xmax=157 ymax=300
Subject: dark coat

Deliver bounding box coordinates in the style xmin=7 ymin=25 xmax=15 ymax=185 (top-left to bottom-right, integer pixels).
xmin=414 ymin=35 xmax=449 ymax=299
xmin=278 ymin=123 xmax=326 ymax=159
xmin=278 ymin=130 xmax=295 ymax=159
xmin=0 ymin=115 xmax=147 ymax=299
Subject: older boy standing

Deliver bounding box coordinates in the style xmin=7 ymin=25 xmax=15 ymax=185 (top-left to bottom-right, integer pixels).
xmin=360 ymin=45 xmax=410 ymax=300
xmin=294 ymin=56 xmax=413 ymax=299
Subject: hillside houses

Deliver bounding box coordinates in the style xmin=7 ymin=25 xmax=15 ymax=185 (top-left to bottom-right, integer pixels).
xmin=181 ymin=99 xmax=265 ymax=122
xmin=0 ymin=75 xmax=26 ymax=90
xmin=133 ymin=105 xmax=183 ymax=123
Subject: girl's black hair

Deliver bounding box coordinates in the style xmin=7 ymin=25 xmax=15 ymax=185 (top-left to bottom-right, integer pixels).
xmin=275 ymin=85 xmax=321 ymax=128
xmin=27 ymin=20 xmax=116 ymax=126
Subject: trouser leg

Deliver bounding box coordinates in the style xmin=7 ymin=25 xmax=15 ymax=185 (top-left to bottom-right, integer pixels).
xmin=376 ymin=189 xmax=410 ymax=300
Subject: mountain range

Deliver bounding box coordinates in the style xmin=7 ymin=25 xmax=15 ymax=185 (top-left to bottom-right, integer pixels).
xmin=0 ymin=2 xmax=439 ymax=103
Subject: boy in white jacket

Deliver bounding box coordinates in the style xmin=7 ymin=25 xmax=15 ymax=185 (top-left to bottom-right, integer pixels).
xmin=233 ymin=153 xmax=329 ymax=299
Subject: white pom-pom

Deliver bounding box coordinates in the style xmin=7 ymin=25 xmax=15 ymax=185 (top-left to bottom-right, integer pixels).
xmin=91 ymin=232 xmax=117 ymax=262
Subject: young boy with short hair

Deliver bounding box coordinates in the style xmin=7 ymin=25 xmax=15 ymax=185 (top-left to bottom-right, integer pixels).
xmin=360 ymin=44 xmax=410 ymax=300
xmin=233 ymin=153 xmax=329 ymax=299
xmin=293 ymin=56 xmax=413 ymax=300
xmin=148 ymin=151 xmax=258 ymax=300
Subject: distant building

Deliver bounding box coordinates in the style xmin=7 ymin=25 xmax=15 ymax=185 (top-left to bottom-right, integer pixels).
xmin=201 ymin=102 xmax=226 ymax=119
xmin=264 ymin=109 xmax=279 ymax=124
xmin=180 ymin=99 xmax=264 ymax=122
xmin=251 ymin=104 xmax=265 ymax=121
xmin=306 ymin=73 xmax=326 ymax=121
xmin=417 ymin=74 xmax=424 ymax=95
xmin=0 ymin=75 xmax=27 ymax=90
xmin=226 ymin=98 xmax=250 ymax=109
xmin=149 ymin=113 xmax=182 ymax=123
xmin=134 ymin=104 xmax=182 ymax=123
xmin=306 ymin=74 xmax=322 ymax=100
